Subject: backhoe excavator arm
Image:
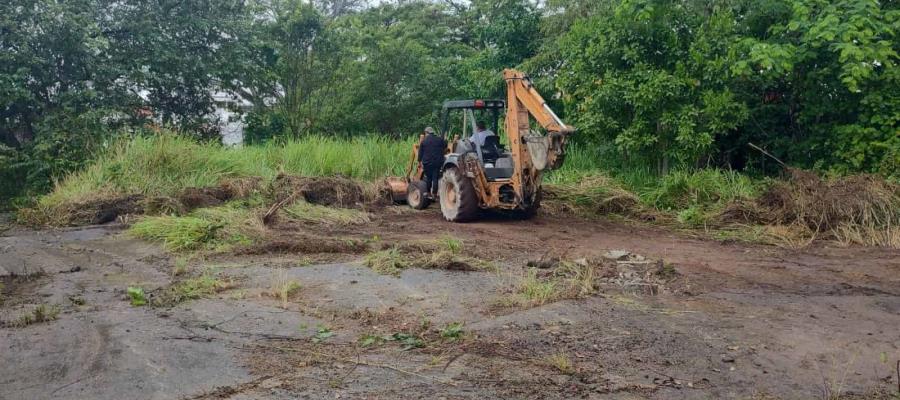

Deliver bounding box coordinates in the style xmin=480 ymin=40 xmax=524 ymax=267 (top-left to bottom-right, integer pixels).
xmin=502 ymin=69 xmax=574 ymax=212
xmin=503 ymin=69 xmax=574 ymax=136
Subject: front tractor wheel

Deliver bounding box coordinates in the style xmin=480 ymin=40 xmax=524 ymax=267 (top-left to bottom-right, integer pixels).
xmin=439 ymin=167 xmax=479 ymax=222
xmin=407 ymin=180 xmax=430 ymax=210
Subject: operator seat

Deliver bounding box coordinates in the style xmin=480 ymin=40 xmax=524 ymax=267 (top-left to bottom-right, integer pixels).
xmin=481 ymin=135 xmax=502 ymax=164
xmin=481 ymin=135 xmax=513 ymax=180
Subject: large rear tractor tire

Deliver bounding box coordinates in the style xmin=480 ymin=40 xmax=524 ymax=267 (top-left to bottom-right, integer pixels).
xmin=439 ymin=167 xmax=480 ymax=222
xmin=407 ymin=180 xmax=430 ymax=210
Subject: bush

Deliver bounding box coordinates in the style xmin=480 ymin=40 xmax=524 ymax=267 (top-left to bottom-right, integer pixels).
xmin=1 ymin=111 xmax=117 ymax=205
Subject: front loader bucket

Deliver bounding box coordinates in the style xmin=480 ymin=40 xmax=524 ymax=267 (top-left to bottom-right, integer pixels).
xmin=385 ymin=177 xmax=409 ymax=204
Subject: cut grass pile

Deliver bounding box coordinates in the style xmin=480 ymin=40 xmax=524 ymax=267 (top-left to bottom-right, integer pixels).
xmin=129 ymin=203 xmax=264 ymax=252
xmin=721 ymin=169 xmax=900 ymax=248
xmin=543 ymin=174 xmax=641 ymax=216
xmin=282 ymin=200 xmax=372 ymax=226
xmin=364 ymin=236 xmax=491 ymax=276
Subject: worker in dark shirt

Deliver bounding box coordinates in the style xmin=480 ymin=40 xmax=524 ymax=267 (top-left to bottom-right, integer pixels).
xmin=417 ymin=126 xmax=446 ymax=199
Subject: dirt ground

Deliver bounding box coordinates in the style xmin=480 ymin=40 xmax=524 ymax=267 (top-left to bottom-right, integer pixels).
xmin=1 ymin=208 xmax=899 ymax=400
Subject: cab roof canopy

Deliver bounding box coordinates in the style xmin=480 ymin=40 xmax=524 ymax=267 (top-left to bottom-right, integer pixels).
xmin=441 ymin=99 xmax=505 ymax=110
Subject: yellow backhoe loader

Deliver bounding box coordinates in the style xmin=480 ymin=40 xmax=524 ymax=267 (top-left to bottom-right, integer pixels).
xmin=387 ymin=69 xmax=574 ymax=222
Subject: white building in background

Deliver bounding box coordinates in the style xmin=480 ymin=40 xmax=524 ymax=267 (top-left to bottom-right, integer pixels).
xmin=211 ymin=92 xmax=253 ymax=146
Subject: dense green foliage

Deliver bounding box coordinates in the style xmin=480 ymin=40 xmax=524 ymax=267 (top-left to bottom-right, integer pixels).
xmin=554 ymin=0 xmax=898 ymax=175
xmin=2 ymin=0 xmax=897 ymax=204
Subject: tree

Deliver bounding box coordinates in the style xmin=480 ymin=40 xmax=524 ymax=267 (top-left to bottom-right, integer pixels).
xmin=732 ymin=0 xmax=899 ymax=174
xmin=556 ymin=0 xmax=749 ymax=172
xmin=0 ymin=0 xmax=255 ymax=201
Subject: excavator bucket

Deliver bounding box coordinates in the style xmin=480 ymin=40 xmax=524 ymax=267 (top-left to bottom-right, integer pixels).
xmin=385 ymin=177 xmax=409 ymax=203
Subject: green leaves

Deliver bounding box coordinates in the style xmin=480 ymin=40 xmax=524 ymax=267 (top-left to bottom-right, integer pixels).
xmin=551 ymin=0 xmax=898 ymax=176
xmin=390 ymin=332 xmax=425 ymax=351
xmin=312 ymin=326 xmax=335 ymax=343
xmin=127 ymin=287 xmax=147 ymax=307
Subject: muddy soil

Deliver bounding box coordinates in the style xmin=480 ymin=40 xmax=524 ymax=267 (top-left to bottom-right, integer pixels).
xmin=1 ymin=209 xmax=899 ymax=399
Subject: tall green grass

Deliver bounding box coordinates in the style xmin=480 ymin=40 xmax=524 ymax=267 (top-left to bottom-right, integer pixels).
xmin=36 ymin=133 xmax=762 ymax=230
xmin=40 ymin=134 xmax=413 ymax=207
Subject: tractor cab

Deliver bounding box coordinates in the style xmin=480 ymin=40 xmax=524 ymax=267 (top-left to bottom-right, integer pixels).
xmin=439 ymin=99 xmax=514 ymax=180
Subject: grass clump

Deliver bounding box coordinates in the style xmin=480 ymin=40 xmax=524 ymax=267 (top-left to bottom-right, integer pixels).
xmin=127 ymin=286 xmax=147 ymax=306
xmin=436 ymin=235 xmax=463 ymax=253
xmin=364 ymin=247 xmax=408 ymax=276
xmin=130 ymin=216 xmax=222 ymax=251
xmin=647 ymin=169 xmax=758 ymax=210
xmin=545 ymin=353 xmax=575 ymax=375
xmin=267 ymin=270 xmax=301 ymax=308
xmin=643 ymin=169 xmax=758 ymax=227
xmin=544 ymin=174 xmax=640 ymax=216
xmin=517 ymin=269 xmax=560 ymax=306
xmin=152 ymin=273 xmax=235 ymax=306
xmin=282 ymin=200 xmax=372 ymax=226
xmin=439 ymin=322 xmax=465 ymax=341
xmin=8 ymin=304 xmax=60 ymax=327
xmin=175 ymin=275 xmax=234 ymax=300
xmin=504 ymin=261 xmax=600 ymax=308
xmin=129 ymin=203 xmax=263 ymax=252
xmin=173 ymin=257 xmax=189 ymax=276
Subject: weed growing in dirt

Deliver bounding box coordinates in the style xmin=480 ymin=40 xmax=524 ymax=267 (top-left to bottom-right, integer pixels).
xmin=390 ymin=332 xmax=425 ymax=350
xmin=9 ymin=304 xmax=60 ymax=327
xmin=440 ymin=322 xmax=465 ymax=341
xmin=545 ymin=353 xmax=575 ymax=375
xmin=173 ymin=257 xmax=189 ymax=276
xmin=282 ymin=200 xmax=372 ymax=226
xmin=517 ymin=269 xmax=560 ymax=306
xmin=437 ymin=235 xmax=463 ymax=254
xmin=127 ymin=286 xmax=147 ymax=306
xmin=312 ymin=326 xmax=335 ymax=343
xmin=358 ymin=333 xmax=384 ymax=348
xmin=557 ymin=261 xmax=599 ymax=297
xmin=174 ymin=275 xmax=234 ymax=301
xmin=151 ymin=273 xmax=235 ymax=306
xmin=503 ymin=261 xmax=603 ymax=308
xmin=268 ymin=270 xmax=301 ymax=308
xmin=68 ymin=295 xmax=86 ymax=306
xmin=364 ymin=247 xmax=407 ymax=275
